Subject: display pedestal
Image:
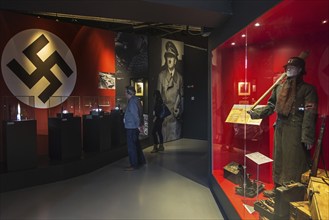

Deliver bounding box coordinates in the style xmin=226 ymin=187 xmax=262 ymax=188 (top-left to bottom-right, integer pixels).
xmin=2 ymin=120 xmax=37 ymax=171
xmin=83 ymin=114 xmax=111 ymax=152
xmin=48 ymin=117 xmax=82 ymax=161
xmin=109 ymin=110 xmax=126 ymax=147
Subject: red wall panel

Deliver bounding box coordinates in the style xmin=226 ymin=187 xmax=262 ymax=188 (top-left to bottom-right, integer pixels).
xmin=0 ymin=11 xmax=116 ymax=155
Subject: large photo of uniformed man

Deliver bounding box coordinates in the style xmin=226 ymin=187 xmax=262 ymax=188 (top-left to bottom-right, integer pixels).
xmin=157 ymin=39 xmax=184 ymax=142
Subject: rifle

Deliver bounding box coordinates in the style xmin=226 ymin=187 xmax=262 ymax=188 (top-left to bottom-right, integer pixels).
xmin=310 ymin=115 xmax=327 ymax=177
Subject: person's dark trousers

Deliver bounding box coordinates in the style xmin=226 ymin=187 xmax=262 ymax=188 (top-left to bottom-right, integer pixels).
xmin=126 ymin=128 xmax=146 ymax=168
xmin=152 ymin=118 xmax=164 ymax=144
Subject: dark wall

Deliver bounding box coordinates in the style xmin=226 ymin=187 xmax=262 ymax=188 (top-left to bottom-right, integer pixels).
xmin=209 ymin=0 xmax=281 ymax=50
xmin=182 ymin=46 xmax=208 ymax=140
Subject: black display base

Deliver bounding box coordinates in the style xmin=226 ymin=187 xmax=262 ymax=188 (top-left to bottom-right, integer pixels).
xmin=2 ymin=120 xmax=37 ymax=171
xmin=48 ymin=117 xmax=82 ymax=161
xmin=274 ymin=182 xmax=306 ymax=217
xmin=109 ymin=110 xmax=126 ymax=147
xmin=83 ymin=114 xmax=111 ymax=152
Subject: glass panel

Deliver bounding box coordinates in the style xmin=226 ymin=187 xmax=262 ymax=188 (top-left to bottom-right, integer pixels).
xmin=48 ymin=96 xmax=80 ymax=118
xmin=2 ymin=96 xmax=35 ymax=121
xmin=81 ymin=96 xmax=115 ymax=115
xmin=211 ymin=0 xmax=329 ymax=219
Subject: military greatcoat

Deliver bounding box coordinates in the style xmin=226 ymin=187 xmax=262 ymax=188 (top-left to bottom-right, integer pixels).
xmin=157 ymin=69 xmax=183 ymax=141
xmin=253 ymin=77 xmax=318 ymax=185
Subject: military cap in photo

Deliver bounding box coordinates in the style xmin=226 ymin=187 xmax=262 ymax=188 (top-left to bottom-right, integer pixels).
xmin=165 ymin=41 xmax=178 ymax=58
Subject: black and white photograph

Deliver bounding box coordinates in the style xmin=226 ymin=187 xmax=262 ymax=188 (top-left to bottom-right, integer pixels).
xmin=98 ymin=72 xmax=115 ymax=89
xmin=157 ymin=39 xmax=184 ymax=142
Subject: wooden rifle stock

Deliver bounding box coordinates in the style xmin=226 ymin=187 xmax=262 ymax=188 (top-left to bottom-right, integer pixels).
xmin=250 ymin=72 xmax=287 ymax=111
xmin=310 ymin=115 xmax=327 ymax=177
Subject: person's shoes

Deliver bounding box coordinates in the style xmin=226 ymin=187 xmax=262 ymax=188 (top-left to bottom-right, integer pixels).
xmin=151 ymin=144 xmax=158 ymax=153
xmin=124 ymin=166 xmax=137 ymax=171
xmin=158 ymin=144 xmax=164 ymax=151
xmin=263 ymin=189 xmax=276 ymax=198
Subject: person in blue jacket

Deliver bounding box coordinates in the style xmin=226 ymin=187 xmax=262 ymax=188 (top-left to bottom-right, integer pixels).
xmin=124 ymin=85 xmax=146 ymax=171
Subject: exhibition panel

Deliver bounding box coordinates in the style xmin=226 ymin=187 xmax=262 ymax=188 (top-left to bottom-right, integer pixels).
xmin=211 ymin=0 xmax=329 ymax=219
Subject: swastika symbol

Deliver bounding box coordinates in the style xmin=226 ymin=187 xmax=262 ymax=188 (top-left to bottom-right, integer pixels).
xmin=6 ymin=34 xmax=73 ymax=103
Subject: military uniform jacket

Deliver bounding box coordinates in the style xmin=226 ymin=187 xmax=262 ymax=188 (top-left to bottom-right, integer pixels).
xmin=254 ymin=78 xmax=318 ymax=145
xmin=253 ymin=77 xmax=318 ymax=184
xmin=157 ymin=69 xmax=183 ymax=112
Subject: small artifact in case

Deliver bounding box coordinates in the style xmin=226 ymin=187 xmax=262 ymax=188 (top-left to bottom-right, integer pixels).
xmin=274 ymin=181 xmax=306 ymax=217
xmin=235 ymin=176 xmax=265 ymax=198
xmin=90 ymin=108 xmax=104 ymax=116
xmin=232 ymin=163 xmax=265 ymax=198
xmin=56 ymin=112 xmax=73 ymax=119
xmin=254 ymin=198 xmax=276 ymax=220
xmin=223 ymin=161 xmax=242 ymax=184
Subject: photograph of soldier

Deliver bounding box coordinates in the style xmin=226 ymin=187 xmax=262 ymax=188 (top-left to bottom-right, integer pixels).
xmin=248 ymin=56 xmax=318 ymax=197
xmin=157 ymin=39 xmax=184 ymax=142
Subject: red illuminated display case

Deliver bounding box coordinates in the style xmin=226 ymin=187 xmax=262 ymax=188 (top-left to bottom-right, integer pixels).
xmin=210 ymin=1 xmax=329 ymax=219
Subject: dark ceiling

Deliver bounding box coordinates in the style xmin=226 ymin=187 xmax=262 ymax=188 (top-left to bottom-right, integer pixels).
xmin=0 ymin=0 xmax=233 ymax=38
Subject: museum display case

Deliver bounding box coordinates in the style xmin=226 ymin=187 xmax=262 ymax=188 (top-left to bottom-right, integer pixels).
xmin=81 ymin=96 xmax=115 ymax=116
xmin=210 ymin=0 xmax=329 ymax=219
xmin=82 ymin=113 xmax=111 ymax=152
xmin=2 ymin=96 xmax=37 ymax=171
xmin=48 ymin=96 xmax=82 ymax=160
xmin=2 ymin=96 xmax=35 ymax=121
xmin=48 ymin=96 xmax=80 ymax=118
xmin=81 ymin=96 xmax=115 ymax=152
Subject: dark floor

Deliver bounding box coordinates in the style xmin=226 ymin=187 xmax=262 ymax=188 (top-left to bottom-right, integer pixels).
xmin=0 ymin=138 xmax=224 ymax=220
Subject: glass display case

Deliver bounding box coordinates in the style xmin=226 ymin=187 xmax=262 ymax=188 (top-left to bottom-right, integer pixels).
xmin=48 ymin=96 xmax=80 ymax=118
xmin=211 ymin=0 xmax=329 ymax=219
xmin=2 ymin=96 xmax=35 ymax=121
xmin=81 ymin=96 xmax=115 ymax=116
